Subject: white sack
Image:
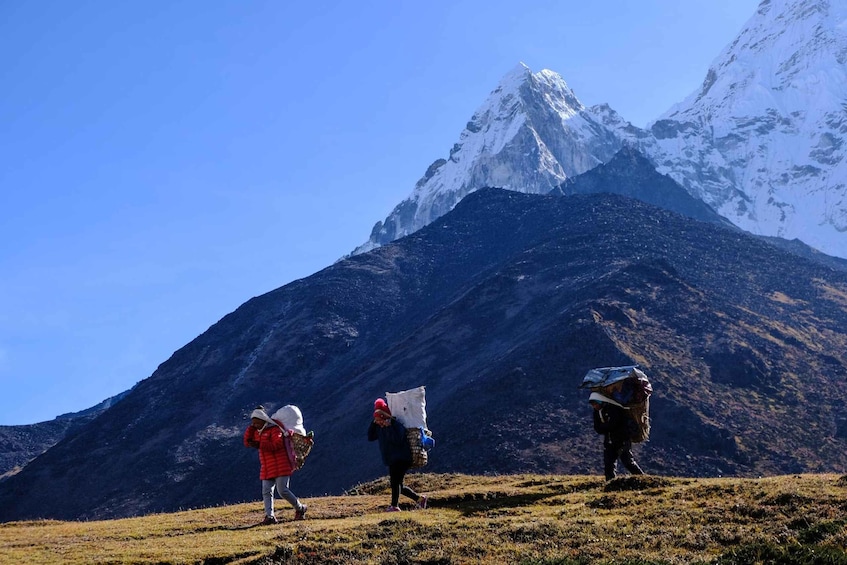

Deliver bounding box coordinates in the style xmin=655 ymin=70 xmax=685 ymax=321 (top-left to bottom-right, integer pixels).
xmin=386 ymin=386 xmax=427 ymax=430
xmin=271 ymin=404 xmax=306 ymax=435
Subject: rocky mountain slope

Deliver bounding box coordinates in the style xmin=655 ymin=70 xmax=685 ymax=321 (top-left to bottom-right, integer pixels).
xmin=2 ymin=183 xmax=846 ymax=522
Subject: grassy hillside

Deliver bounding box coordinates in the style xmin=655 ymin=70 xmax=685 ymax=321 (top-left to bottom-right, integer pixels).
xmin=2 ymin=473 xmax=846 ymax=564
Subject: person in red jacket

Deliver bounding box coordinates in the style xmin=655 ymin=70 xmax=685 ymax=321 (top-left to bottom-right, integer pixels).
xmin=243 ymin=406 xmax=307 ymax=524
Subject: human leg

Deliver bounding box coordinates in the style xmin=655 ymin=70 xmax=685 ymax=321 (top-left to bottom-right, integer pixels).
xmin=389 ymin=461 xmax=419 ymax=502
xmin=401 ymin=483 xmax=420 ymax=502
xmin=262 ymin=479 xmax=276 ymax=518
xmin=388 ymin=463 xmax=408 ymax=507
xmin=603 ymin=442 xmax=618 ymax=480
xmin=274 ymin=476 xmax=301 ymax=510
xmin=272 ymin=476 xmax=307 ymax=519
xmin=619 ymin=441 xmax=644 ymax=475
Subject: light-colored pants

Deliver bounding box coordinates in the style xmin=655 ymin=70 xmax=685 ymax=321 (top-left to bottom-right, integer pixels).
xmin=262 ymin=476 xmax=299 ymax=517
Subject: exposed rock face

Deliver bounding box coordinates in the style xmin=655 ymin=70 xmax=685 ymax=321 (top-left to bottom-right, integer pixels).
xmin=2 ymin=186 xmax=846 ymax=522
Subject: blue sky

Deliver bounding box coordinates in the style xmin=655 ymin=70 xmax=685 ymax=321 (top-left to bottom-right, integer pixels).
xmin=0 ymin=0 xmax=759 ymax=425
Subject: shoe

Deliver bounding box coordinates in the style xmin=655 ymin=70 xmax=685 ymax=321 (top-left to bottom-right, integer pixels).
xmin=385 ymin=506 xmax=401 ymax=512
xmin=259 ymin=515 xmax=277 ymax=525
xmin=294 ymin=504 xmax=307 ymax=520
xmin=416 ymin=495 xmax=428 ymax=510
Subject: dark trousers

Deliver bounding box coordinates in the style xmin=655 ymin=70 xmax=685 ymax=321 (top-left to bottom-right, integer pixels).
xmin=388 ymin=462 xmax=419 ymax=507
xmin=603 ymin=439 xmax=644 ymax=480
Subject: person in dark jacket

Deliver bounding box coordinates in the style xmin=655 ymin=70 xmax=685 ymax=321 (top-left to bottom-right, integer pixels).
xmin=367 ymin=398 xmax=427 ymax=512
xmin=243 ymin=406 xmax=307 ymax=524
xmin=590 ymin=392 xmax=644 ymax=481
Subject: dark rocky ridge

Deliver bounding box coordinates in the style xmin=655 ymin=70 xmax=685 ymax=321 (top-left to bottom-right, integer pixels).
xmin=1 ymin=187 xmax=846 ymax=522
xmin=0 ymin=392 xmax=128 ymax=481
xmin=550 ymin=146 xmax=731 ymax=227
xmin=0 ymin=420 xmax=79 ymax=481
xmin=553 ymin=147 xmax=847 ymax=273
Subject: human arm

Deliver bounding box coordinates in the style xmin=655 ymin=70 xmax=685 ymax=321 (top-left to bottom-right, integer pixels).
xmin=243 ymin=426 xmax=259 ymax=449
xmin=368 ymin=420 xmax=379 ymax=441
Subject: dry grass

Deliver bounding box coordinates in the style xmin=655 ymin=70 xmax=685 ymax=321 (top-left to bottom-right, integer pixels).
xmin=2 ymin=473 xmax=847 ymax=564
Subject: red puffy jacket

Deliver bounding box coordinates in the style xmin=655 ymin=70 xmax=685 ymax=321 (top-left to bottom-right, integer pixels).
xmin=243 ymin=419 xmax=295 ymax=479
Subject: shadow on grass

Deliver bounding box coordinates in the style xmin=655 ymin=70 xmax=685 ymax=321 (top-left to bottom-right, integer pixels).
xmin=439 ymin=491 xmax=563 ymax=516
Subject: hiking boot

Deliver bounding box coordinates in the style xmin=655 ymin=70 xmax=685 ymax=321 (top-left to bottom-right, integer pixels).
xmin=416 ymin=495 xmax=428 ymax=510
xmin=385 ymin=506 xmax=401 ymax=512
xmin=294 ymin=504 xmax=307 ymax=520
xmin=259 ymin=515 xmax=277 ymax=525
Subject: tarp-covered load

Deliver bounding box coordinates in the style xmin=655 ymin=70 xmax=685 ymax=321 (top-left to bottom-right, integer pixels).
xmin=581 ymin=365 xmax=653 ymax=443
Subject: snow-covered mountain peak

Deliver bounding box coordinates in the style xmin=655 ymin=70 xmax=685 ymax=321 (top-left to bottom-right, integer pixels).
xmin=497 ymin=61 xmax=533 ymax=89
xmin=646 ymin=0 xmax=847 ymax=258
xmin=352 ymin=65 xmax=631 ymax=255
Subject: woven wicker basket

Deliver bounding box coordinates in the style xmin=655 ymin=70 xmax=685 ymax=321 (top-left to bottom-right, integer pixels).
xmin=406 ymin=428 xmax=428 ymax=468
xmin=289 ymin=433 xmax=314 ymax=469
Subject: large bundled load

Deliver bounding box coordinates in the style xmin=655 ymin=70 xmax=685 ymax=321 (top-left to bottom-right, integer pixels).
xmin=271 ymin=404 xmax=313 ymax=470
xmin=581 ymin=366 xmax=653 ymax=443
xmin=386 ymin=386 xmax=434 ymax=468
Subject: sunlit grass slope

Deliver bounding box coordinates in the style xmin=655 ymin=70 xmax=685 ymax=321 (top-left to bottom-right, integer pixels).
xmin=2 ymin=473 xmax=846 ymax=564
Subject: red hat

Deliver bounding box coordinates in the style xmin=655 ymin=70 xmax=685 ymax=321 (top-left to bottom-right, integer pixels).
xmin=373 ymin=398 xmax=390 ymax=419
